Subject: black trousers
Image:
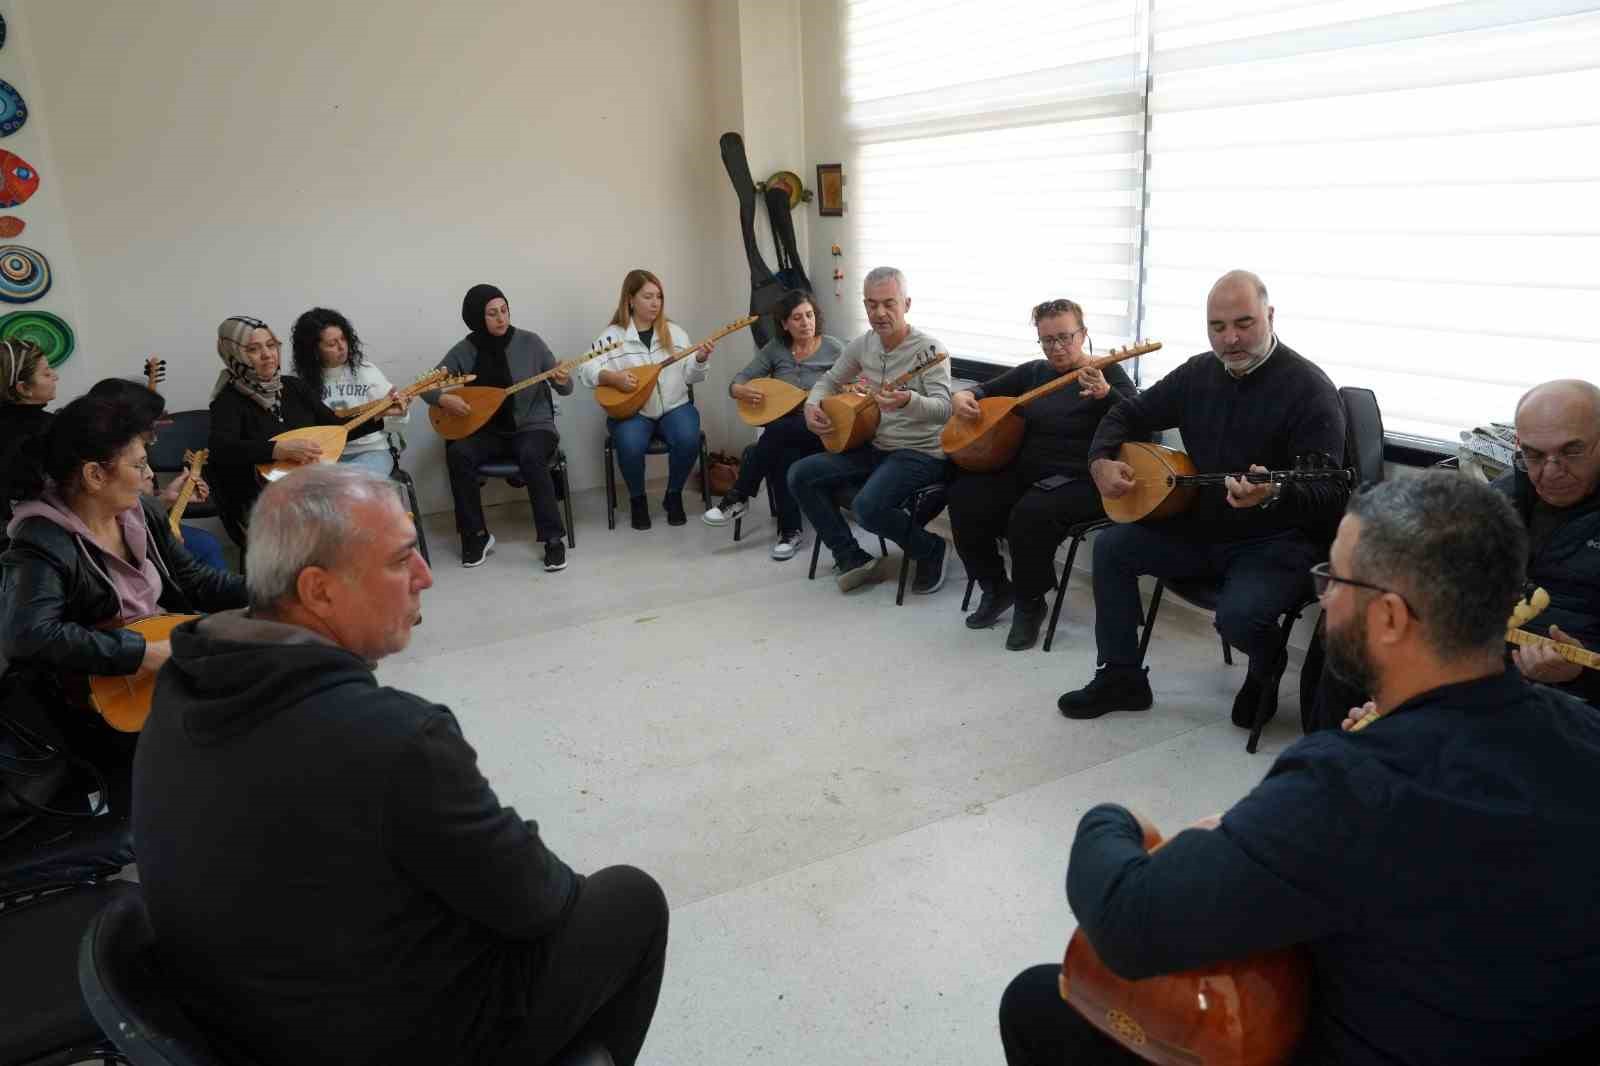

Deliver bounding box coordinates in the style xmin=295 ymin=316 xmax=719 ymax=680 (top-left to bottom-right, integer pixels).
xmin=446 ymin=428 xmax=565 ymax=544
xmin=1001 ymin=964 xmax=1143 ymax=1066
xmin=730 ymin=410 xmax=824 ymax=534
xmin=493 ymin=865 xmax=669 ymax=1066
xmin=1091 ymin=524 xmax=1320 ymax=674
xmin=947 ymin=468 xmax=1105 ymax=603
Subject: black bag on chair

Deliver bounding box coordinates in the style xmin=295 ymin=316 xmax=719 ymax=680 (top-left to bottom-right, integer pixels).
xmin=0 ymin=708 xmax=107 ymax=844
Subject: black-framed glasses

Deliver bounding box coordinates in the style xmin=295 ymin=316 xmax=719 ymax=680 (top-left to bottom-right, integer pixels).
xmin=1309 ymin=562 xmax=1422 ymax=621
xmin=1038 ymin=328 xmax=1085 ymax=350
xmin=1513 ymin=438 xmax=1595 ymax=473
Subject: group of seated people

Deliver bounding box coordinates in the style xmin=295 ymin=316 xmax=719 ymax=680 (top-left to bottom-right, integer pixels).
xmin=2 ymin=258 xmax=1598 ymax=1065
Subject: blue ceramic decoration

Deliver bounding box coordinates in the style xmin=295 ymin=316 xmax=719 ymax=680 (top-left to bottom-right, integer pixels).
xmin=0 ymin=81 xmax=25 ymax=137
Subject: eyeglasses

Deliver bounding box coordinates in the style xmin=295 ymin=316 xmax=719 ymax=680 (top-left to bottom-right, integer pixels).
xmin=1038 ymin=329 xmax=1085 ymax=351
xmin=101 ymin=457 xmax=151 ymax=476
xmin=1513 ymin=438 xmax=1594 ymax=473
xmin=1309 ymin=562 xmax=1422 ymax=621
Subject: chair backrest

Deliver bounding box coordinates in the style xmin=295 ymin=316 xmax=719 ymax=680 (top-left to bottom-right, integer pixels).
xmin=147 ymin=411 xmax=212 ymax=475
xmin=78 ymin=887 xmax=227 ymax=1066
xmin=1338 ymin=386 xmax=1385 ymax=486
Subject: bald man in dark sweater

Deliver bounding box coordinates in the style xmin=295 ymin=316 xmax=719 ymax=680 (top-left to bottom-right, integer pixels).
xmin=1058 ymin=271 xmax=1348 ymax=725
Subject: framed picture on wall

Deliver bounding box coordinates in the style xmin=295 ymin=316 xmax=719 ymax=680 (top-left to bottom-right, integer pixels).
xmin=816 ymin=163 xmax=844 ymax=217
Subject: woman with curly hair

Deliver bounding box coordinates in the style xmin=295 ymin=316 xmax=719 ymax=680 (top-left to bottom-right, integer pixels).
xmin=291 ymin=307 xmax=409 ymax=477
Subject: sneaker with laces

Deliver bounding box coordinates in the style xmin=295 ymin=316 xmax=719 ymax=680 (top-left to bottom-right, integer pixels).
xmin=835 ymin=548 xmax=883 ymax=592
xmin=771 ymin=529 xmax=805 ymax=561
xmin=543 ymin=540 xmax=567 ymax=572
xmin=703 ymin=493 xmax=749 ymax=527
xmin=911 ymin=537 xmax=948 ymax=595
xmin=1057 ymin=666 xmax=1153 ymax=720
xmin=461 ymin=531 xmax=495 ymax=568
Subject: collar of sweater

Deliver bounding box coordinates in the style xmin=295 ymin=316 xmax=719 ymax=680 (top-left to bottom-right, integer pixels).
xmin=1216 ymin=334 xmax=1280 ymax=379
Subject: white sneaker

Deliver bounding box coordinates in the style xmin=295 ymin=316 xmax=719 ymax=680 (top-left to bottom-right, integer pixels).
xmin=702 ymin=496 xmax=749 ymax=527
xmin=771 ymin=530 xmax=805 ymax=561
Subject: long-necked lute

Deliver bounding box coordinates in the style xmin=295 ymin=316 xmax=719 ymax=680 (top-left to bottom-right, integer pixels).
xmin=593 ymin=315 xmax=759 ymax=420
xmin=166 ymin=448 xmax=208 ymax=542
xmin=1060 ymin=817 xmax=1312 ymax=1065
xmin=1102 ymin=443 xmax=1353 ymax=524
xmin=428 ymin=339 xmax=622 ymax=440
xmin=736 ymin=377 xmax=810 ymax=428
xmin=256 ymin=368 xmax=471 ymax=481
xmin=818 ymin=349 xmax=949 ymax=454
xmin=941 ymin=341 xmax=1161 ymax=472
xmin=87 ymin=614 xmax=200 ymax=732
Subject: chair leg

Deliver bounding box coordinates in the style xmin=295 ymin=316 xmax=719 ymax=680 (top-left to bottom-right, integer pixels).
xmin=698 ymin=433 xmax=711 ymax=501
xmin=1136 ymin=580 xmax=1166 ymax=667
xmin=877 ymin=535 xmax=888 ymax=557
xmin=896 ymin=552 xmax=911 ymax=606
xmin=558 ymin=459 xmax=576 ymax=549
xmin=605 ymin=438 xmax=616 ymax=531
xmin=401 ymin=473 xmax=430 ymax=567
xmin=1220 ymin=638 xmax=1234 ymax=666
xmin=962 ymin=576 xmax=975 ymax=612
xmin=1043 ymin=530 xmax=1087 ymax=653
xmin=1246 ymin=609 xmax=1306 ymax=754
xmin=808 ymin=532 xmax=822 ymax=579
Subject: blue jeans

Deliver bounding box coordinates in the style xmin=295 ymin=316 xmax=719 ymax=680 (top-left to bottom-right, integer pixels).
xmin=787 ymin=447 xmax=948 ymax=566
xmin=181 ymin=525 xmax=230 ymax=572
xmin=608 ymin=404 xmax=701 ymax=498
xmin=339 ymin=448 xmax=394 ymax=476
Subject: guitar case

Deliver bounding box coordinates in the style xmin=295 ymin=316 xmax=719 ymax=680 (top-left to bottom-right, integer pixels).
xmin=764 ymin=184 xmax=814 ymax=295
xmin=719 ymin=132 xmax=786 ymax=347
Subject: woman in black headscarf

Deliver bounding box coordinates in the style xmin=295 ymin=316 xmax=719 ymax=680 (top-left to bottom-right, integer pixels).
xmin=424 ymin=285 xmax=573 ymax=572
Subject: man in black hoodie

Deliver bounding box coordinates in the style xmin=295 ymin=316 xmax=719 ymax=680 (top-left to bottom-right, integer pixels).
xmin=133 ymin=465 xmax=668 ymax=1066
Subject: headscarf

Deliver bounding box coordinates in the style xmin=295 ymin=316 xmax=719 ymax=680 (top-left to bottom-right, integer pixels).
xmin=461 ymin=283 xmax=516 ymax=361
xmin=213 ymin=316 xmax=285 ymax=412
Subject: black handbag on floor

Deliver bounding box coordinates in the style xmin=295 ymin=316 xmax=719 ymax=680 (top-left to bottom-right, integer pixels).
xmin=0 ymin=711 xmax=107 ymax=843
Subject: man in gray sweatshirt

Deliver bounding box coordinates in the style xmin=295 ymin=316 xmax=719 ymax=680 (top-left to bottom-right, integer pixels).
xmin=788 ymin=267 xmax=953 ymax=595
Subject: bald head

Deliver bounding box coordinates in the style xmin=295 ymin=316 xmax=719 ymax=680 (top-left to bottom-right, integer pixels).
xmin=1210 ymin=270 xmax=1269 ymax=306
xmin=1513 ymin=379 xmax=1600 ymax=507
xmin=1206 ymin=270 xmax=1274 ymax=373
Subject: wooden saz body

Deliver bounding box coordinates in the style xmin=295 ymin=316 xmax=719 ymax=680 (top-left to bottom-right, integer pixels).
xmin=940 ymin=397 xmax=1026 ymax=472
xmin=256 ymin=424 xmax=350 ymax=481
xmin=87 ymin=614 xmax=199 ymax=732
xmin=1060 ymin=824 xmax=1311 ymax=1066
xmin=428 ymin=385 xmax=518 ymax=440
xmin=594 ymin=364 xmax=666 ymax=420
xmin=737 ymin=377 xmax=809 ymax=427
xmin=818 ymin=391 xmax=880 ymax=453
xmin=1103 ymin=442 xmax=1199 ymax=524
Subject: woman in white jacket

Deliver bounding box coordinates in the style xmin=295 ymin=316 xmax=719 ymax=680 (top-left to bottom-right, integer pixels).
xmin=290 ymin=307 xmax=408 ymax=477
xmin=579 ymin=269 xmax=715 ymax=529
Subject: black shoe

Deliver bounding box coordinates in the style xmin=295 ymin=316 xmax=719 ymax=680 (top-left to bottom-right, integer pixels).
xmin=965 ymin=580 xmax=1015 ymax=629
xmin=1232 ymin=658 xmax=1284 ymax=729
xmin=543 ymin=540 xmax=567 ymax=572
xmin=630 ymin=495 xmax=651 ymax=531
xmin=461 ymin=531 xmax=495 ymax=568
xmin=663 ymin=491 xmax=687 ymax=526
xmin=1057 ymin=666 xmax=1153 ymax=720
xmin=1006 ymin=597 xmax=1047 ymax=651
xmin=835 ymin=547 xmax=883 ymax=592
xmin=912 ymin=537 xmax=948 ymax=595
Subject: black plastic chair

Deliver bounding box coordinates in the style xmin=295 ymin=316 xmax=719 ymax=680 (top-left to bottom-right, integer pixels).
xmin=603 ymin=387 xmax=711 ymax=530
xmin=729 ymin=441 xmax=782 ymax=542
xmin=146 ymin=411 xmax=220 ymax=526
xmin=381 ymin=433 xmax=432 ymax=566
xmin=959 ymin=518 xmax=1112 ymax=652
xmin=806 ymin=481 xmax=946 ymax=606
xmin=476 ymin=448 xmax=576 ymax=549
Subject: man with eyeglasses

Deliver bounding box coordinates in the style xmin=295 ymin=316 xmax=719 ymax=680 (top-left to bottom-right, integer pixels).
xmin=1057 ymin=270 xmax=1348 ymax=724
xmin=1001 ymin=473 xmax=1600 ymax=1066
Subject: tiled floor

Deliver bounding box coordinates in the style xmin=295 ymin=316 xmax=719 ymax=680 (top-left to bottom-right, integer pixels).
xmin=380 ymin=486 xmax=1307 ymax=1065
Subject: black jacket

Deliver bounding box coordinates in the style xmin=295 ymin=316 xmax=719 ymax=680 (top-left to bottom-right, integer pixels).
xmin=207 ymin=377 xmax=381 ymax=532
xmin=0 ymin=496 xmax=245 ymax=691
xmin=1089 ymin=343 xmax=1348 ymax=543
xmin=1067 ymin=670 xmax=1600 ymax=1065
xmin=971 ymin=358 xmax=1136 ymax=482
xmin=0 ymin=403 xmax=51 ymax=541
xmin=1494 ymin=469 xmax=1600 ymax=706
xmin=133 ymin=613 xmax=581 ymax=1066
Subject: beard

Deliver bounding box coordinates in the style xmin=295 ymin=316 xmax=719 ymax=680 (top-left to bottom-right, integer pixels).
xmin=1324 ymin=610 xmax=1379 ymax=699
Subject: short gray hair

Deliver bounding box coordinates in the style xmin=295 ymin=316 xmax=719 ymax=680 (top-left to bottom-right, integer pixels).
xmin=1212 ymin=269 xmax=1269 ymax=305
xmin=862 ymin=266 xmax=908 ymax=299
xmin=245 ymin=465 xmax=404 ymax=611
xmin=1346 ymin=471 xmax=1526 ymax=658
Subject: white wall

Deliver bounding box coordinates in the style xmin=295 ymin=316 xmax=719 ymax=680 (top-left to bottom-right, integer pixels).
xmin=11 ymin=0 xmax=755 ymax=515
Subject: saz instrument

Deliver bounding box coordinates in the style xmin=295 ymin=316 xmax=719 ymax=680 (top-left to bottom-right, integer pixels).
xmin=166 ymin=449 xmax=208 ymax=542
xmin=736 ymin=377 xmax=810 ymax=428
xmin=593 ymin=316 xmax=759 ymax=420
xmin=817 ymin=350 xmax=949 ymax=454
xmin=256 ymin=368 xmax=471 ymax=481
xmin=144 ymin=356 xmax=166 ymax=391
xmin=427 ymin=339 xmax=622 ymax=441
xmin=87 ymin=614 xmax=199 ymax=732
xmin=1102 ymin=443 xmax=1353 ymax=525
xmin=1060 ymin=818 xmax=1312 ymax=1066
xmin=941 ymin=341 xmax=1161 ymax=472
xmin=1351 ymin=587 xmax=1600 ymax=732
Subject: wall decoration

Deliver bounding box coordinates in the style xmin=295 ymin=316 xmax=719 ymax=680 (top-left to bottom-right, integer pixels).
xmin=759 ymin=170 xmax=811 ymax=210
xmin=0 ymin=216 xmax=24 ymax=238
xmin=0 ymin=81 xmax=25 ymax=136
xmin=0 ymin=149 xmax=37 ymax=207
xmin=0 ymin=244 xmax=49 ymax=302
xmin=816 ymin=163 xmax=844 ymax=217
xmin=0 ymin=15 xmax=8 ymax=51
xmin=0 ymin=310 xmax=75 ymax=367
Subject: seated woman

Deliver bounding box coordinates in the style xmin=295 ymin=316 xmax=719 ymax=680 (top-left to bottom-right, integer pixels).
xmin=206 ymin=315 xmax=383 ymax=544
xmin=424 ymin=284 xmax=572 ymax=571
xmin=946 ymin=298 xmax=1134 ymax=651
xmin=0 ymin=393 xmax=247 ymax=812
xmin=578 ymin=269 xmax=716 ymax=530
xmin=704 ymin=289 xmax=839 ymax=561
xmin=290 ymin=306 xmax=410 ymax=478
xmin=0 ymin=339 xmax=57 ymax=544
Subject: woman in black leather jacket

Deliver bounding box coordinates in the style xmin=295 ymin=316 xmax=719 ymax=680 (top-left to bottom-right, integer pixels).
xmin=1 ymin=393 xmax=247 ymax=808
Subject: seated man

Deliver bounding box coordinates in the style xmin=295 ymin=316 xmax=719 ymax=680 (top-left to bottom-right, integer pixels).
xmin=1058 ymin=270 xmax=1348 ymax=724
xmin=133 ymin=466 xmax=667 ymax=1066
xmin=788 ymin=266 xmax=953 ymax=595
xmin=1001 ymin=472 xmax=1600 ymax=1066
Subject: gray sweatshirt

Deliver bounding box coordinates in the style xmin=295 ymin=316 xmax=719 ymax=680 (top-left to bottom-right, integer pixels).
xmin=806 ymin=326 xmax=952 ymax=456
xmin=733 ymin=335 xmax=843 ymax=392
xmin=426 ymin=329 xmax=573 ymax=435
